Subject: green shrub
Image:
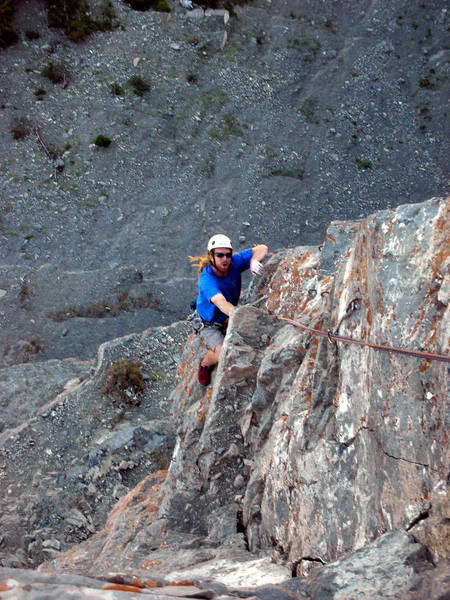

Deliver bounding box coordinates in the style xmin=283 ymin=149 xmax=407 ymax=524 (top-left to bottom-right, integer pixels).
xmin=186 ymin=71 xmax=198 ymax=84
xmin=197 ymin=153 xmax=215 ymax=177
xmin=111 ymin=81 xmax=124 ymax=96
xmin=268 ymin=166 xmax=304 ymax=179
xmin=418 ymin=72 xmax=436 ymax=90
xmin=128 ymin=75 xmax=150 ymax=96
xmin=287 ymin=35 xmax=321 ymax=61
xmin=48 ymin=0 xmax=119 ymax=43
xmin=93 ymin=134 xmax=112 ymax=147
xmin=355 ymin=158 xmax=372 ymax=170
xmin=34 ymin=88 xmax=47 ymax=100
xmin=102 ymin=359 xmax=145 ymax=404
xmin=11 ymin=117 xmax=33 ymax=140
xmin=0 ymin=0 xmax=18 ymax=48
xmin=41 ymin=60 xmax=70 ymax=84
xmin=209 ymin=113 xmax=243 ymax=140
xmin=148 ymin=450 xmax=169 ymax=470
xmin=299 ymin=96 xmax=319 ymax=123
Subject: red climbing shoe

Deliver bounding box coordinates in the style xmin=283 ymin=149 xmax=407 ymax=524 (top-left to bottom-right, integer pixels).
xmin=197 ymin=362 xmax=211 ymax=386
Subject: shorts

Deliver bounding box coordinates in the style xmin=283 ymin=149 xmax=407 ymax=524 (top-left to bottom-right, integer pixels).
xmin=199 ymin=322 xmax=228 ymax=350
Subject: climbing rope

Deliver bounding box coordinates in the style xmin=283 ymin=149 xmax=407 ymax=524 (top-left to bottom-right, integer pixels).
xmin=276 ymin=315 xmax=450 ymax=364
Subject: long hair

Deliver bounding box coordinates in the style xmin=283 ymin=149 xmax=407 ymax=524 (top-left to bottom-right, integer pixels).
xmin=189 ymin=252 xmax=211 ymax=276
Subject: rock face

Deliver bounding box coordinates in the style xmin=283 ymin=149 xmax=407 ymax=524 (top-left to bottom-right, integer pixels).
xmin=5 ymin=196 xmax=442 ymax=599
xmin=159 ymin=196 xmax=448 ymax=574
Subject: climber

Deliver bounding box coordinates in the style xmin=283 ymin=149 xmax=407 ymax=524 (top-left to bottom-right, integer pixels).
xmin=190 ymin=234 xmax=268 ymax=386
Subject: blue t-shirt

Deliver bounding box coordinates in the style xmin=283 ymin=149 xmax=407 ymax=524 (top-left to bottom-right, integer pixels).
xmin=196 ymin=248 xmax=252 ymax=323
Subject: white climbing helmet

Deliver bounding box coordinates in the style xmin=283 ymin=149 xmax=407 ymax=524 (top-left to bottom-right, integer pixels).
xmin=207 ymin=234 xmax=233 ymax=252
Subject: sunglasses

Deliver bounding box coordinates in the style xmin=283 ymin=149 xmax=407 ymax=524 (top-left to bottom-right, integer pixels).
xmin=214 ymin=251 xmax=232 ymax=258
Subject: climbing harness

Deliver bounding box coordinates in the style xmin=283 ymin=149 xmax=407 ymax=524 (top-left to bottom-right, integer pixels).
xmin=187 ymin=309 xmax=228 ymax=335
xmin=275 ymin=314 xmax=450 ymax=364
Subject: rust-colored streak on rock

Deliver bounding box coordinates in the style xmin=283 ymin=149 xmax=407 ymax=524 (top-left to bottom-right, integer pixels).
xmin=102 ymin=583 xmax=142 ymax=592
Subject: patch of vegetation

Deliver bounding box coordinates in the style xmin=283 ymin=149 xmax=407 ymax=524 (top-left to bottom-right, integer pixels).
xmin=34 ymin=88 xmax=47 ymax=100
xmin=287 ymin=35 xmax=321 ymax=62
xmin=416 ymin=100 xmax=432 ymax=132
xmin=116 ymin=289 xmax=159 ymax=312
xmin=128 ymin=74 xmax=151 ymax=96
xmin=21 ymin=336 xmax=44 ymax=362
xmin=416 ymin=101 xmax=431 ymax=120
xmin=110 ymin=81 xmax=124 ymax=96
xmin=102 ymin=359 xmax=145 ymax=405
xmin=200 ymin=89 xmax=229 ymax=114
xmin=355 ymin=157 xmax=372 ymax=170
xmin=197 ymin=152 xmax=215 ymax=177
xmin=93 ymin=134 xmax=112 ymax=147
xmin=209 ymin=113 xmax=243 ymax=140
xmin=0 ymin=0 xmax=18 ymax=48
xmin=148 ymin=450 xmax=169 ymax=470
xmin=48 ymin=290 xmax=159 ymax=321
xmin=48 ymin=0 xmax=120 ymax=43
xmin=253 ymin=30 xmax=266 ymax=45
xmin=41 ymin=60 xmax=70 ymax=85
xmin=123 ymin=0 xmax=170 ymax=12
xmin=264 ymin=145 xmax=278 ymax=159
xmin=11 ymin=117 xmax=33 ymax=140
xmin=186 ymin=71 xmax=198 ymax=84
xmin=299 ymin=96 xmax=319 ymax=123
xmin=19 ymin=281 xmax=33 ymax=306
xmin=323 ymin=19 xmax=337 ymax=34
xmin=267 ymin=166 xmax=304 ymax=179
xmin=418 ymin=68 xmax=436 ymax=90
xmin=289 ymin=11 xmax=313 ymax=23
